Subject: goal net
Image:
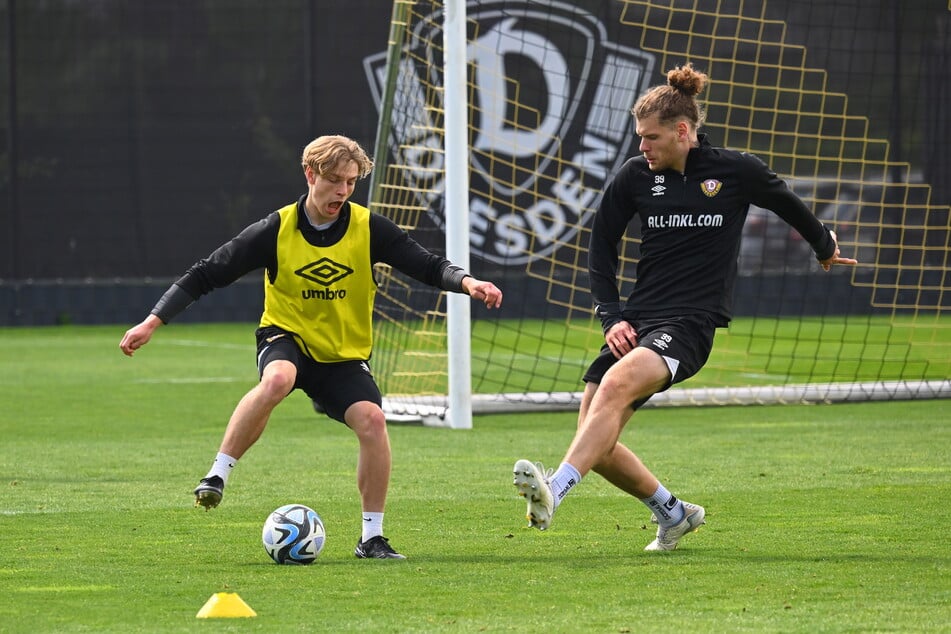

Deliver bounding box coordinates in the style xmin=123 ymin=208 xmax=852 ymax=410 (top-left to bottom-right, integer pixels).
xmin=363 ymin=0 xmax=951 ymax=423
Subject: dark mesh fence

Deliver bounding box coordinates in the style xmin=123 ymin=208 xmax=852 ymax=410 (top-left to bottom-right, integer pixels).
xmin=0 ymin=0 xmax=387 ymax=324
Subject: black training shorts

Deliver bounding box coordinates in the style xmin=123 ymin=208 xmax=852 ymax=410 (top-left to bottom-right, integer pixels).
xmin=255 ymin=326 xmax=382 ymax=424
xmin=582 ymin=313 xmax=719 ymax=409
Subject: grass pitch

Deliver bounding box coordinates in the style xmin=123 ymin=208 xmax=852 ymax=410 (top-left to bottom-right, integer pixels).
xmin=1 ymin=324 xmax=949 ymax=632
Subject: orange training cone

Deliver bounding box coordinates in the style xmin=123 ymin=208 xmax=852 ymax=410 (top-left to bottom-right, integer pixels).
xmin=195 ymin=592 xmax=257 ymax=618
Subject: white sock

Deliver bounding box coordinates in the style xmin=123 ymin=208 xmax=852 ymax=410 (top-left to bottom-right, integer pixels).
xmin=549 ymin=462 xmax=582 ymax=509
xmin=205 ymin=452 xmax=237 ymax=484
xmin=361 ymin=512 xmax=384 ymax=542
xmin=640 ymin=482 xmax=685 ymax=528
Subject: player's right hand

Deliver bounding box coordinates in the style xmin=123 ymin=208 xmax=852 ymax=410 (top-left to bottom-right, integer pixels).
xmin=605 ymin=321 xmax=637 ymax=359
xmin=119 ymin=315 xmax=162 ymax=356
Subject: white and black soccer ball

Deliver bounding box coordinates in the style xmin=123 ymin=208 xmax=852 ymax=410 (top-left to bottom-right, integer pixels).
xmin=261 ymin=504 xmax=326 ymax=565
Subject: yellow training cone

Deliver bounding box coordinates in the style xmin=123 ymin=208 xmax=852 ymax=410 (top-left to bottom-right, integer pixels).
xmin=196 ymin=592 xmax=257 ymax=618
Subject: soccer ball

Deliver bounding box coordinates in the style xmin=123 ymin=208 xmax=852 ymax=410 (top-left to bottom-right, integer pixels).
xmin=261 ymin=504 xmax=326 ymax=565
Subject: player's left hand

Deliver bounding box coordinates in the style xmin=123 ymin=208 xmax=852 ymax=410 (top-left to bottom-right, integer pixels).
xmin=819 ymin=230 xmax=858 ymax=271
xmin=463 ymin=278 xmax=503 ymax=309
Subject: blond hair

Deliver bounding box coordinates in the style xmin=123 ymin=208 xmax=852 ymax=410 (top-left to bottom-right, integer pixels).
xmin=301 ymin=135 xmax=374 ymax=178
xmin=632 ymin=63 xmax=708 ymax=129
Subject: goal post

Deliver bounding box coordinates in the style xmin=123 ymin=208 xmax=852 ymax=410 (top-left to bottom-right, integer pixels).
xmin=443 ymin=0 xmax=473 ymax=429
xmin=364 ymin=0 xmax=951 ymax=426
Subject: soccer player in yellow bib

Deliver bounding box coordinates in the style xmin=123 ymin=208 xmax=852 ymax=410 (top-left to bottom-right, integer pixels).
xmin=120 ymin=135 xmax=503 ymax=559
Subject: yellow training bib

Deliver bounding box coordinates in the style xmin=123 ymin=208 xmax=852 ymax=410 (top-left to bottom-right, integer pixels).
xmin=259 ymin=202 xmax=375 ymax=362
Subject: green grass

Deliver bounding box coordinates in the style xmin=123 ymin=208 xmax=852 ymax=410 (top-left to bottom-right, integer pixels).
xmin=1 ymin=324 xmax=949 ymax=632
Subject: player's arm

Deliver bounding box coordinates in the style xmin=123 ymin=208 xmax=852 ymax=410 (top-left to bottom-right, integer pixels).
xmin=369 ymin=214 xmax=502 ymax=309
xmin=589 ymin=166 xmax=638 ymax=357
xmin=119 ymin=214 xmax=279 ymax=357
xmin=743 ymin=154 xmax=857 ymax=271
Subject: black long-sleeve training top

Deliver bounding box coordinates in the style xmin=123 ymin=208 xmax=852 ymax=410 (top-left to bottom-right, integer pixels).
xmin=590 ymin=134 xmax=836 ymax=332
xmin=151 ymin=195 xmax=466 ymax=323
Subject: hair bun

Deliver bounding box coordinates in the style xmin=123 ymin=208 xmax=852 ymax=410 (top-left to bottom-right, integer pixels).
xmin=667 ymin=63 xmax=708 ymax=97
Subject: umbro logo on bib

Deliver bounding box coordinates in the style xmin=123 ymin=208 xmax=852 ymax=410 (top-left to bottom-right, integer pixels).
xmin=295 ymin=257 xmax=353 ymax=286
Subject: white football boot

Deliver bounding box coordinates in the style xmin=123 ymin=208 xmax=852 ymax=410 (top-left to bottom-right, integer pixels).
xmin=645 ymin=501 xmax=706 ymax=551
xmin=512 ymin=459 xmax=555 ymax=530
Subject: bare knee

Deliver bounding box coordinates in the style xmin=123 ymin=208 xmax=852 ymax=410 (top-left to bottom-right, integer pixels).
xmin=257 ymin=366 xmax=296 ymax=402
xmin=597 ymin=371 xmax=629 ymax=399
xmin=599 ymin=349 xmax=670 ymax=405
xmin=345 ymin=402 xmax=388 ymax=442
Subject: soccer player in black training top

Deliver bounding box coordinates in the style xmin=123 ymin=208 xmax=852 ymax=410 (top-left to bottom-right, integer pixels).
xmin=120 ymin=135 xmax=503 ymax=559
xmin=512 ymin=64 xmax=856 ymax=550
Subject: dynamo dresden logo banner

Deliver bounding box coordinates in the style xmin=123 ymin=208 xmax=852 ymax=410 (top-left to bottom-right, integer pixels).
xmin=364 ymin=1 xmax=655 ymax=266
